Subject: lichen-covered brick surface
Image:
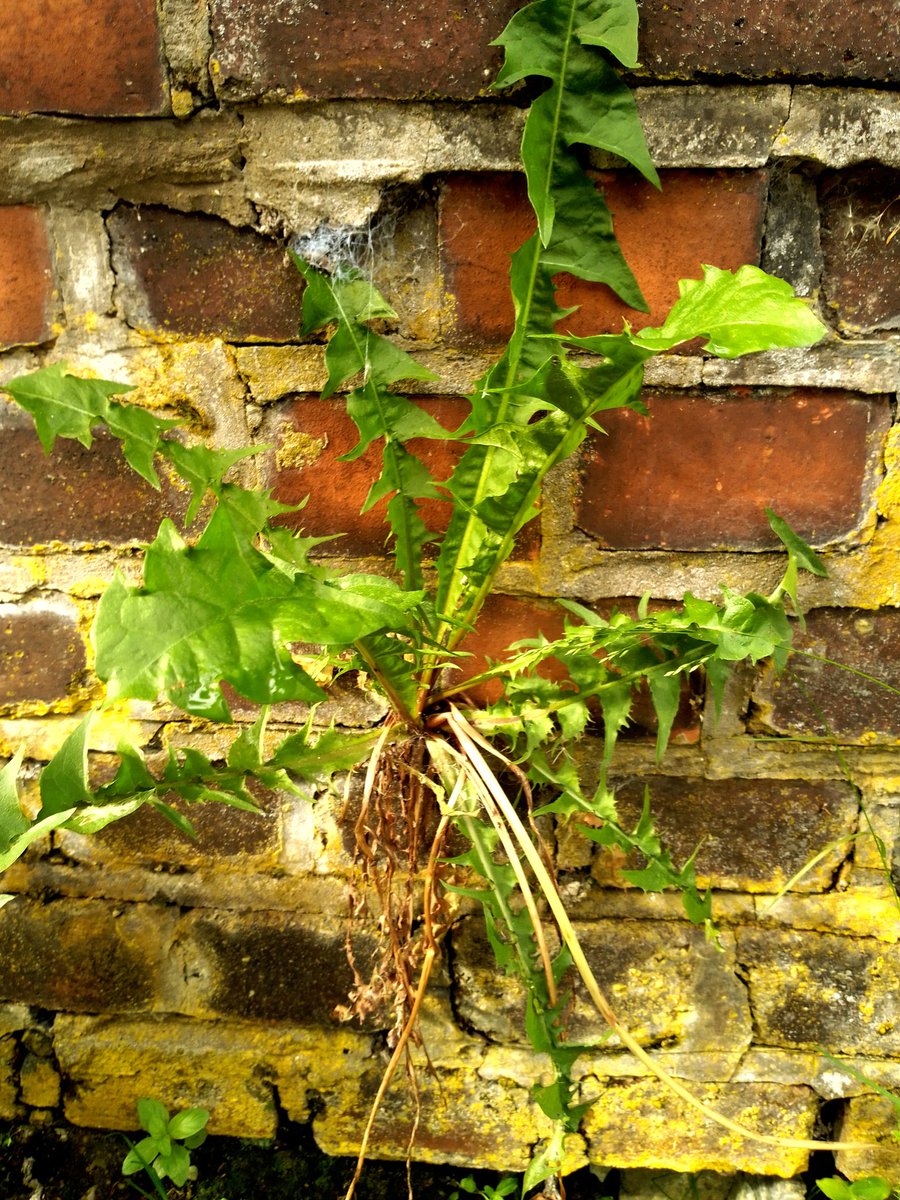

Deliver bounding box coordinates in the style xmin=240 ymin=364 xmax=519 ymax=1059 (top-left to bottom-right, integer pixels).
xmin=0 ymin=0 xmax=899 ymax=1187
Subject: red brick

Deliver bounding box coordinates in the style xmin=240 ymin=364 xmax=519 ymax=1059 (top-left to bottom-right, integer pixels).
xmin=0 ymin=603 xmax=86 ymax=709
xmin=0 ymin=208 xmax=54 ymax=348
xmin=108 ymin=206 xmax=305 ymax=342
xmin=0 ymin=899 xmax=171 ymax=1013
xmin=820 ymin=169 xmax=900 ymax=334
xmin=453 ymin=594 xmax=567 ymax=705
xmin=440 ymin=171 xmax=766 ymax=347
xmin=268 ymin=395 xmax=464 ymax=554
xmin=0 ymin=424 xmax=177 ymax=547
xmin=753 ymin=608 xmax=900 ymax=742
xmin=595 ymin=777 xmax=856 ymax=892
xmin=0 ymin=0 xmax=166 ymax=116
xmin=637 ymin=0 xmax=899 ymax=83
xmin=209 ymin=0 xmax=520 ymax=100
xmin=576 ymin=389 xmax=890 ymax=551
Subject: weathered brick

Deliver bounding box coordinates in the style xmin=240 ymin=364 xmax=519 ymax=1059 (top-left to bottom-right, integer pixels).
xmin=209 ymin=0 xmax=519 ymax=100
xmin=440 ymin=171 xmax=766 ymax=346
xmin=738 ymin=929 xmax=900 ymax=1057
xmin=0 ymin=0 xmax=166 ymax=116
xmin=266 ymin=395 xmax=465 ymax=554
xmin=592 ymin=778 xmax=858 ymax=893
xmin=0 ymin=207 xmax=54 ymax=348
xmin=0 ymin=899 xmax=174 ymax=1013
xmin=453 ymin=917 xmax=751 ymax=1057
xmin=0 ymin=420 xmax=175 ymax=547
xmin=836 ymin=1095 xmax=900 ymax=1183
xmin=0 ymin=1035 xmax=17 ymax=1118
xmin=820 ymin=169 xmax=900 ymax=334
xmin=314 ymin=1064 xmax=546 ymax=1171
xmin=0 ymin=601 xmax=86 ymax=710
xmin=19 ymin=1052 xmax=61 ymax=1108
xmin=58 ymin=782 xmax=281 ymax=871
xmin=179 ymin=911 xmax=376 ymax=1026
xmin=109 ymin=206 xmax=305 ymax=341
xmin=54 ymin=1014 xmax=281 ymax=1137
xmin=576 ymin=389 xmax=890 ymax=550
xmin=753 ymin=608 xmax=900 ymax=742
xmin=636 ymin=0 xmax=899 ymax=83
xmin=582 ymin=1080 xmax=816 ymax=1176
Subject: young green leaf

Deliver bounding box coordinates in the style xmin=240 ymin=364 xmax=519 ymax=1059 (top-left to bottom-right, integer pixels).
xmin=0 ymin=750 xmax=28 ymax=854
xmin=39 ymin=716 xmax=95 ymax=816
xmin=630 ymin=264 xmax=827 ymax=358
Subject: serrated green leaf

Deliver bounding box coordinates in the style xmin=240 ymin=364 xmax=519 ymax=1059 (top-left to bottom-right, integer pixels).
xmin=94 ymin=508 xmax=416 ymax=719
xmin=0 ymin=808 xmax=77 ymax=873
xmin=61 ymin=796 xmax=147 ymax=835
xmin=631 ymin=264 xmax=827 ymax=358
xmin=767 ymin=508 xmax=827 ymax=578
xmin=39 ymin=716 xmax=95 ymax=816
xmin=0 ymin=750 xmax=28 ymax=854
xmin=150 ymin=799 xmax=197 ymax=840
xmin=577 ymin=0 xmax=640 ymax=66
xmin=271 ymin=726 xmax=380 ymax=779
xmin=342 ymin=390 xmax=456 ymax=462
xmin=4 ymin=364 xmax=132 ymax=453
xmin=647 ymin=668 xmax=681 ymax=762
xmin=104 ymin=401 xmax=180 ymax=487
xmin=161 ymin=441 xmax=263 ymax=525
xmin=494 ymin=0 xmax=657 ymax=303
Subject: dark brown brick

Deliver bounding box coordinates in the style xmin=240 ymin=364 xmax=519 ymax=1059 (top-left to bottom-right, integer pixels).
xmin=182 ymin=912 xmax=378 ymax=1026
xmin=268 ymin=395 xmax=465 ymax=554
xmin=61 ymin=781 xmax=281 ymax=870
xmin=209 ymin=0 xmax=520 ymax=100
xmin=0 ymin=603 xmax=86 ymax=709
xmin=108 ymin=206 xmax=305 ymax=342
xmin=0 ymin=423 xmax=175 ymax=547
xmin=440 ymin=171 xmax=766 ymax=347
xmin=0 ymin=899 xmax=170 ymax=1012
xmin=0 ymin=0 xmax=166 ymax=116
xmin=594 ymin=777 xmax=857 ymax=892
xmin=576 ymin=389 xmax=890 ymax=551
xmin=637 ymin=0 xmax=899 ymax=82
xmin=0 ymin=208 xmax=54 ymax=348
xmin=753 ymin=607 xmax=900 ymax=742
xmin=820 ymin=169 xmax=900 ymax=334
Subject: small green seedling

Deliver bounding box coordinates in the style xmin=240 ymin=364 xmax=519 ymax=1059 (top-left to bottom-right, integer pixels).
xmin=449 ymin=1174 xmax=519 ymax=1200
xmin=818 ymin=1177 xmax=900 ymax=1200
xmin=122 ymin=1097 xmax=209 ymax=1196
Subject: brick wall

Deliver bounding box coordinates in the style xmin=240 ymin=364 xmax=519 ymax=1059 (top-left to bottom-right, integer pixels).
xmin=0 ymin=0 xmax=899 ymax=1190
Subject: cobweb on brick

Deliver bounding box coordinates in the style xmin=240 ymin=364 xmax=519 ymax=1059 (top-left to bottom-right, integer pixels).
xmin=290 ymin=209 xmax=397 ymax=281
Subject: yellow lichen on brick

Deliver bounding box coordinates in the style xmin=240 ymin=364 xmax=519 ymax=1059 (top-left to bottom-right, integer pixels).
xmin=836 ymin=1095 xmax=900 ymax=1182
xmin=275 ymin=428 xmax=328 ymax=471
xmin=844 ymin=425 xmax=900 ymax=605
xmin=582 ymin=1079 xmax=817 ymax=1176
